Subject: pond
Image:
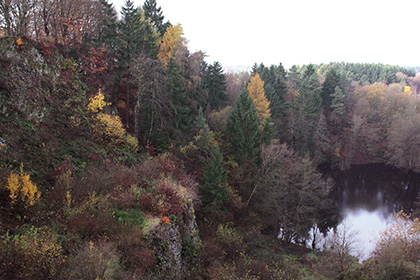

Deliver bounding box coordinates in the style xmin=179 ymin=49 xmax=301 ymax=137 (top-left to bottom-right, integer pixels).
xmin=316 ymin=164 xmax=420 ymax=260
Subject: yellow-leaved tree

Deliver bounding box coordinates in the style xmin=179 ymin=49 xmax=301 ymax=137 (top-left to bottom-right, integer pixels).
xmin=88 ymin=89 xmax=138 ymax=152
xmin=157 ymin=24 xmax=183 ymax=67
xmin=404 ymin=86 xmax=412 ymax=95
xmin=247 ymin=74 xmax=272 ymax=129
xmin=5 ymin=165 xmax=41 ymax=207
xmin=87 ymin=88 xmax=108 ymax=113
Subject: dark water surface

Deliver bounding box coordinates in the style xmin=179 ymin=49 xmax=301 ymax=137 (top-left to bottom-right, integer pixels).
xmin=325 ymin=164 xmax=420 ymax=259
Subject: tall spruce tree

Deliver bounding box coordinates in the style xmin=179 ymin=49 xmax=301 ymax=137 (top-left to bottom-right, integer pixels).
xmin=321 ymin=68 xmax=343 ymax=111
xmin=167 ymin=58 xmax=192 ymax=143
xmin=119 ymin=0 xmax=159 ymax=67
xmin=292 ymin=70 xmax=322 ymax=157
xmin=98 ymin=0 xmax=118 ymax=53
xmin=227 ymin=88 xmax=261 ymax=165
xmin=331 ymin=85 xmax=345 ymax=115
xmin=143 ymin=0 xmax=170 ymax=37
xmin=205 ymin=61 xmax=228 ymax=109
xmin=201 ymin=144 xmax=229 ymax=210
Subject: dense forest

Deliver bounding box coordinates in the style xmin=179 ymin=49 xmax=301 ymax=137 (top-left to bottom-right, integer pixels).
xmin=1 ymin=0 xmax=420 ymax=279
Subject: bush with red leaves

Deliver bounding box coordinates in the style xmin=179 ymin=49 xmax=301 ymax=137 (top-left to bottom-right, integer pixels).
xmin=140 ymin=182 xmax=184 ymax=217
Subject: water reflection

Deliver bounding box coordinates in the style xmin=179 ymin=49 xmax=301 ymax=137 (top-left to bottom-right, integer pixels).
xmin=339 ymin=208 xmax=393 ymax=260
xmin=319 ymin=164 xmax=420 ymax=260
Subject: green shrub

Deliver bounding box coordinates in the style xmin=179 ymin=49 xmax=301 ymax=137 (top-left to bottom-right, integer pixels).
xmin=114 ymin=208 xmax=145 ymax=227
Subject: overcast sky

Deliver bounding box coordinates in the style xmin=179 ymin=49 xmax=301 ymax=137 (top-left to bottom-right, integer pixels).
xmin=112 ymin=0 xmax=419 ymax=68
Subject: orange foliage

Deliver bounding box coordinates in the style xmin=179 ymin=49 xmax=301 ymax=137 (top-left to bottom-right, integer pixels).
xmin=162 ymin=216 xmax=170 ymax=224
xmin=247 ymin=74 xmax=272 ymax=129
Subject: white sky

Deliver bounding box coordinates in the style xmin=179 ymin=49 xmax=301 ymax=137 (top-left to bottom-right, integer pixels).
xmin=112 ymin=0 xmax=420 ymax=68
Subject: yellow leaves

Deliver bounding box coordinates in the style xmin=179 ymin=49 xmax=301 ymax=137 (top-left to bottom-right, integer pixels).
xmin=247 ymin=74 xmax=272 ymax=129
xmin=87 ymin=89 xmax=109 ymax=113
xmin=95 ymin=113 xmax=126 ymax=145
xmin=125 ymin=134 xmax=139 ymax=152
xmin=7 ymin=172 xmax=20 ymax=202
xmin=158 ymin=24 xmax=184 ymax=67
xmin=356 ymin=83 xmax=387 ymax=100
xmin=5 ymin=166 xmax=41 ymax=208
xmin=16 ymin=38 xmax=23 ymax=46
xmin=404 ymin=86 xmax=412 ymax=95
xmin=88 ymin=89 xmax=138 ymax=152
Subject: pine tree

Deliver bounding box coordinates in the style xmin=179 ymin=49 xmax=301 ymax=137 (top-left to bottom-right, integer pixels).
xmin=321 ymin=68 xmax=343 ymax=111
xmin=118 ymin=0 xmax=159 ymax=66
xmin=331 ymin=85 xmax=345 ymax=115
xmin=205 ymin=61 xmax=228 ymax=109
xmin=292 ymin=70 xmax=322 ymax=156
xmin=143 ymin=0 xmax=170 ymax=37
xmin=201 ymin=144 xmax=229 ymax=210
xmin=194 ymin=107 xmax=214 ymax=149
xmin=227 ymin=88 xmax=261 ymax=165
xmin=167 ymin=58 xmax=192 ymax=142
xmin=98 ymin=0 xmax=118 ymax=52
xmin=287 ymin=65 xmax=302 ymax=89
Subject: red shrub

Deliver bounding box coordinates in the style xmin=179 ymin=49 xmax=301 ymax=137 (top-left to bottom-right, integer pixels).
xmin=68 ymin=213 xmax=108 ymax=240
xmin=116 ymin=229 xmax=157 ymax=272
xmin=140 ymin=182 xmax=184 ymax=217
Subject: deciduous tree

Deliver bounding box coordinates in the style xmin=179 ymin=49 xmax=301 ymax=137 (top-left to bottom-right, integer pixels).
xmin=247 ymin=73 xmax=271 ymax=127
xmin=158 ymin=23 xmax=183 ymax=67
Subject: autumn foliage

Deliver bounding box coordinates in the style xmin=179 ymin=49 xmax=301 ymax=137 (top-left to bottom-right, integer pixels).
xmin=247 ymin=74 xmax=272 ymax=131
xmin=158 ymin=24 xmax=184 ymax=67
xmin=88 ymin=89 xmax=138 ymax=152
xmin=5 ymin=166 xmax=40 ymax=208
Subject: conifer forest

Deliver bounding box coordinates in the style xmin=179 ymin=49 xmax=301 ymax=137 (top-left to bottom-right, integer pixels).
xmin=1 ymin=0 xmax=420 ymax=279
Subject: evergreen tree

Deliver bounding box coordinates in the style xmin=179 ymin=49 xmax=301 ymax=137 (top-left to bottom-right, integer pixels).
xmin=194 ymin=107 xmax=214 ymax=151
xmin=287 ymin=65 xmax=302 ymax=90
xmin=331 ymin=85 xmax=345 ymax=115
xmin=167 ymin=58 xmax=192 ymax=143
xmin=227 ymin=88 xmax=261 ymax=165
xmin=205 ymin=61 xmax=228 ymax=109
xmin=321 ymin=68 xmax=342 ymax=111
xmin=252 ymin=63 xmax=288 ymax=118
xmin=313 ymin=112 xmax=330 ymax=163
xmin=118 ymin=0 xmax=159 ymax=67
xmin=143 ymin=0 xmax=170 ymax=37
xmin=201 ymin=144 xmax=229 ymax=210
xmin=302 ymin=64 xmax=316 ymax=80
xmin=292 ymin=70 xmax=322 ymax=157
xmin=98 ymin=0 xmax=118 ymax=53
xmin=261 ymin=116 xmax=274 ymax=145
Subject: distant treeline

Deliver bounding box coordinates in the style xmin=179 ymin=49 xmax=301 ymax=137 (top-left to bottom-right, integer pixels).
xmin=316 ymin=62 xmax=416 ymax=85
